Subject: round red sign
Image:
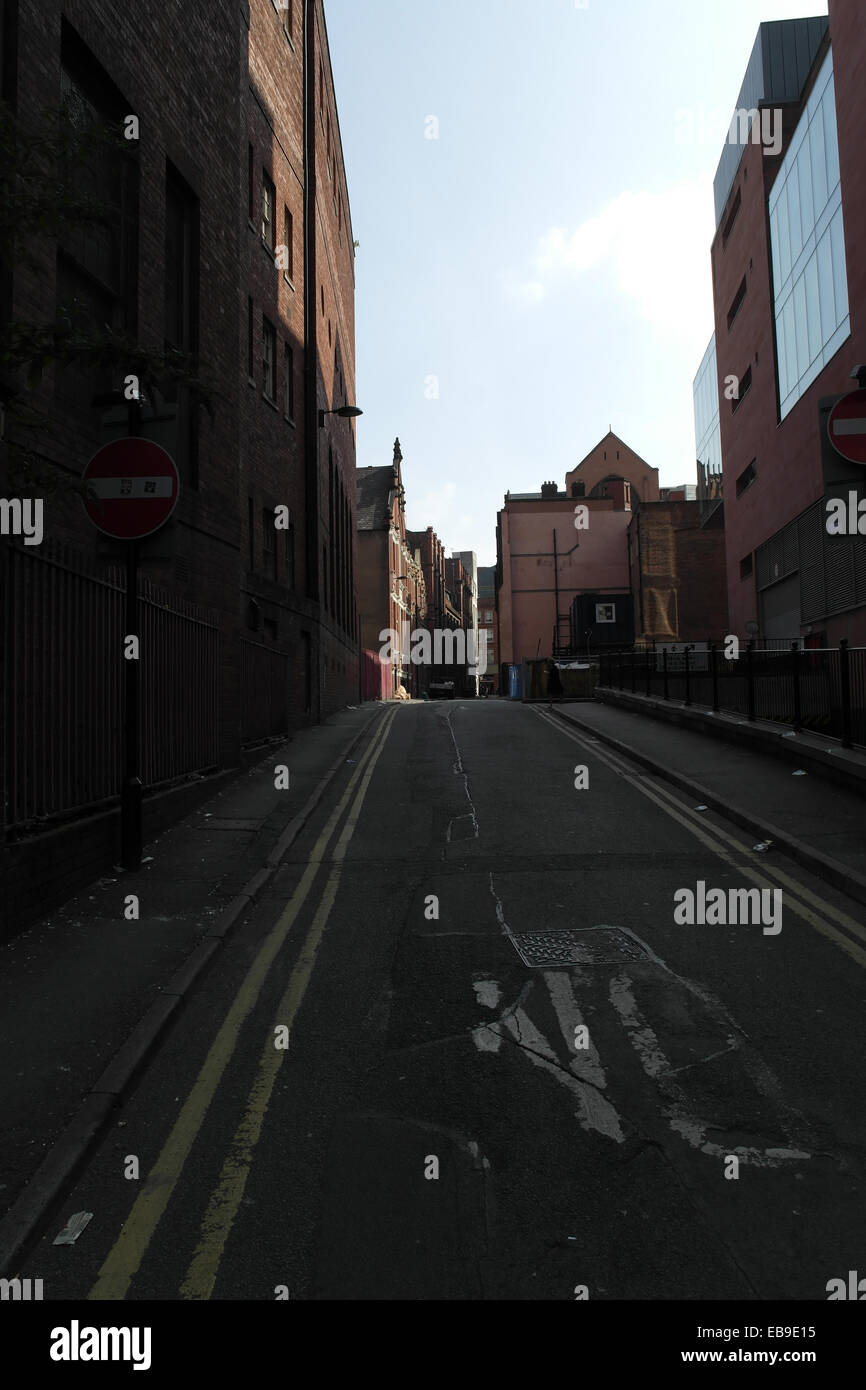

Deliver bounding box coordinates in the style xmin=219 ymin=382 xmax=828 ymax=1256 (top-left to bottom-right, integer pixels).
xmin=827 ymin=388 xmax=866 ymax=467
xmin=82 ymin=438 xmax=180 ymax=540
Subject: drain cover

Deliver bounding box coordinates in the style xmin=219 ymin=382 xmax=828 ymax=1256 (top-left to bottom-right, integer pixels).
xmin=509 ymin=927 xmax=649 ymax=968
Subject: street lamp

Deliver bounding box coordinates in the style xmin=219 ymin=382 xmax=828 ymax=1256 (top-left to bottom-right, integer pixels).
xmin=319 ymin=404 xmax=363 ymax=428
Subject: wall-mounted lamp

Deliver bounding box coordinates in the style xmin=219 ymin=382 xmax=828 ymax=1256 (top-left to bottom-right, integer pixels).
xmin=319 ymin=404 xmax=363 ymax=428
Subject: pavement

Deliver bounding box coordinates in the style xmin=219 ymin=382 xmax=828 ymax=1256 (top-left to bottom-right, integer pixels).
xmin=549 ymin=698 xmax=866 ymax=905
xmin=2 ymin=695 xmax=865 ymax=1305
xmin=0 ymin=702 xmax=386 ymax=1272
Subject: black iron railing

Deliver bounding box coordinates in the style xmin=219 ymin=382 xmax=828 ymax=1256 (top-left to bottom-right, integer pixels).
xmin=598 ymin=642 xmax=866 ymax=749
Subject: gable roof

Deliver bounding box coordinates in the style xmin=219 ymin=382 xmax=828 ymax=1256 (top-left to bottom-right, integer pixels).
xmin=356 ymin=466 xmax=396 ymax=531
xmin=571 ymin=431 xmax=651 ymax=474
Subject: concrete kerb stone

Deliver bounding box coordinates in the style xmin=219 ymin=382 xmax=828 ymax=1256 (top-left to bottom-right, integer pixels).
xmin=0 ymin=705 xmax=385 ymax=1279
xmin=551 ymin=705 xmax=866 ymax=911
xmin=0 ymin=1093 xmax=115 ymax=1278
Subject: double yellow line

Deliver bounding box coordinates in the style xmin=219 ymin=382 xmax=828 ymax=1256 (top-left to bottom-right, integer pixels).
xmin=89 ymin=706 xmax=398 ymax=1301
xmin=534 ymin=707 xmax=866 ymax=969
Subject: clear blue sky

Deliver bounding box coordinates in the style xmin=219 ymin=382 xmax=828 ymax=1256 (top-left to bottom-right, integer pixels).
xmin=326 ymin=0 xmax=828 ymax=568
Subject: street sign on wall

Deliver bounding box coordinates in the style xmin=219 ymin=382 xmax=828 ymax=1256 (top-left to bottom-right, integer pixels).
xmin=827 ymin=388 xmax=866 ymax=467
xmin=82 ymin=438 xmax=180 ymax=540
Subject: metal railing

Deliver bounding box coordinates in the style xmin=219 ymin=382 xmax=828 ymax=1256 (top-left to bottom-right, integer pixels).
xmin=598 ymin=642 xmax=866 ymax=750
xmin=240 ymin=639 xmax=291 ymax=746
xmin=2 ymin=540 xmax=221 ymax=835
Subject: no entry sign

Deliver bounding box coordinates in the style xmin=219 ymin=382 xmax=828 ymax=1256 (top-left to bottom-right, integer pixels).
xmin=82 ymin=438 xmax=179 ymax=540
xmin=827 ymin=388 xmax=866 ymax=467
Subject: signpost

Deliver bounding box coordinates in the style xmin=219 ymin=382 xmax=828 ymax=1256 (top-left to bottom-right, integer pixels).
xmin=827 ymin=387 xmax=866 ymax=467
xmin=82 ymin=431 xmax=180 ymax=871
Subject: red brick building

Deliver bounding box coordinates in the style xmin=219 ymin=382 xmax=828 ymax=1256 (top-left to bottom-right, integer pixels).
xmin=356 ymin=440 xmax=426 ymax=697
xmin=243 ymin=0 xmax=358 ymax=721
xmin=627 ymin=502 xmax=728 ymax=645
xmin=707 ymin=4 xmax=866 ymax=646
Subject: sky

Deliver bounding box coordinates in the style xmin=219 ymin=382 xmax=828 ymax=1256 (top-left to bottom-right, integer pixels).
xmin=326 ymin=0 xmax=829 ymax=568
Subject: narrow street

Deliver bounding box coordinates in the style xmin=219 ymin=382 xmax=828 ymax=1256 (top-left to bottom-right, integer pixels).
xmin=14 ymin=701 xmax=866 ymax=1302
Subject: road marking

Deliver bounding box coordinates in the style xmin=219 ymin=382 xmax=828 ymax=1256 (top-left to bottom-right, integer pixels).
xmin=179 ymin=717 xmax=395 ymax=1299
xmin=87 ymin=708 xmax=397 ymax=1301
xmin=534 ymin=708 xmax=866 ymax=970
xmin=609 ymin=973 xmax=811 ymax=1167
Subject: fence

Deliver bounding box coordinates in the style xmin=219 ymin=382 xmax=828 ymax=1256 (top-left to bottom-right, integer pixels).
xmin=240 ymin=639 xmax=292 ymax=746
xmin=598 ymin=643 xmax=866 ymax=749
xmin=2 ymin=540 xmax=221 ymax=835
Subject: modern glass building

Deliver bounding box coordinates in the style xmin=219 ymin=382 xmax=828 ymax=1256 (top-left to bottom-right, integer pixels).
xmin=769 ymin=48 xmax=850 ymax=420
xmin=693 ymin=334 xmax=723 ymax=522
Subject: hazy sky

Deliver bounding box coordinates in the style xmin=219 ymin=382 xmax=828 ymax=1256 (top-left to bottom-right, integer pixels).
xmin=326 ymin=0 xmax=829 ymax=567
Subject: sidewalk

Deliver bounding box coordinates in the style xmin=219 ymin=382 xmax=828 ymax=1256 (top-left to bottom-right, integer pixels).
xmin=0 ymin=702 xmax=384 ymax=1271
xmin=549 ymin=699 xmax=866 ymax=908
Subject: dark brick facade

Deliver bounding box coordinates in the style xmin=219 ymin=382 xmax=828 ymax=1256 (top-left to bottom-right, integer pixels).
xmin=0 ymin=0 xmax=359 ymax=928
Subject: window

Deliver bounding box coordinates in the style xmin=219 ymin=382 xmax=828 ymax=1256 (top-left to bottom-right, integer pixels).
xmin=736 ymin=459 xmax=757 ymax=497
xmin=55 ymin=30 xmax=139 ymax=409
xmin=263 ymin=509 xmax=277 ymax=581
xmin=262 ymin=170 xmax=275 ymax=250
xmin=283 ymin=205 xmax=293 ymax=281
xmin=770 ymin=50 xmax=850 ymax=420
xmin=247 ymin=297 xmax=254 ymax=379
xmin=727 ymin=275 xmax=747 ymax=330
xmin=326 ymin=114 xmax=332 ymax=180
xmin=262 ymin=315 xmax=276 ymax=400
xmin=732 ymin=365 xmax=752 ymax=412
xmin=483 ymin=609 xmax=493 ymax=623
xmin=248 ymin=143 xmax=254 ymax=221
xmin=740 ymin=554 xmax=753 ymax=579
xmin=278 ymin=0 xmax=293 ymax=41
xmin=722 ymin=187 xmax=741 ymax=246
xmin=284 ymin=341 xmax=294 ymax=420
xmin=286 ymin=523 xmax=295 ymax=590
xmin=596 ymin=603 xmax=616 ymax=624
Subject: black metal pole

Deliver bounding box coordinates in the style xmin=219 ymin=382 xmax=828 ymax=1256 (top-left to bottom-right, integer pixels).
xmin=121 ymin=537 xmax=142 ymax=869
xmin=662 ymin=646 xmax=668 ymax=701
xmin=746 ymin=640 xmax=756 ymax=722
xmin=711 ymin=642 xmax=719 ymax=712
xmin=684 ymin=645 xmax=691 ymax=706
xmin=791 ymin=640 xmax=802 ymax=732
xmin=840 ymin=638 xmax=852 ymax=749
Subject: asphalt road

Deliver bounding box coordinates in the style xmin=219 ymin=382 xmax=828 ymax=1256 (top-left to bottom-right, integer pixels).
xmin=17 ymin=701 xmax=866 ymax=1301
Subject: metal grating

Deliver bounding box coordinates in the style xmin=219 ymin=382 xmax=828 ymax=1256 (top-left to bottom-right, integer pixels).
xmin=509 ymin=927 xmax=650 ymax=968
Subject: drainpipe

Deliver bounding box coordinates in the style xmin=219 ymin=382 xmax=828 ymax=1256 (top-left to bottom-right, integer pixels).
xmin=552 ymin=527 xmax=559 ymax=655
xmin=303 ymin=0 xmax=319 ymax=608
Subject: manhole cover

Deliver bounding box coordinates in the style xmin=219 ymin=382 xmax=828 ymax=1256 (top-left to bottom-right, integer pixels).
xmin=509 ymin=927 xmax=649 ymax=968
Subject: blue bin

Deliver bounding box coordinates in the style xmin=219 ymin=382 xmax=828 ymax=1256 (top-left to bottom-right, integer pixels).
xmin=508 ymin=664 xmax=523 ymax=700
